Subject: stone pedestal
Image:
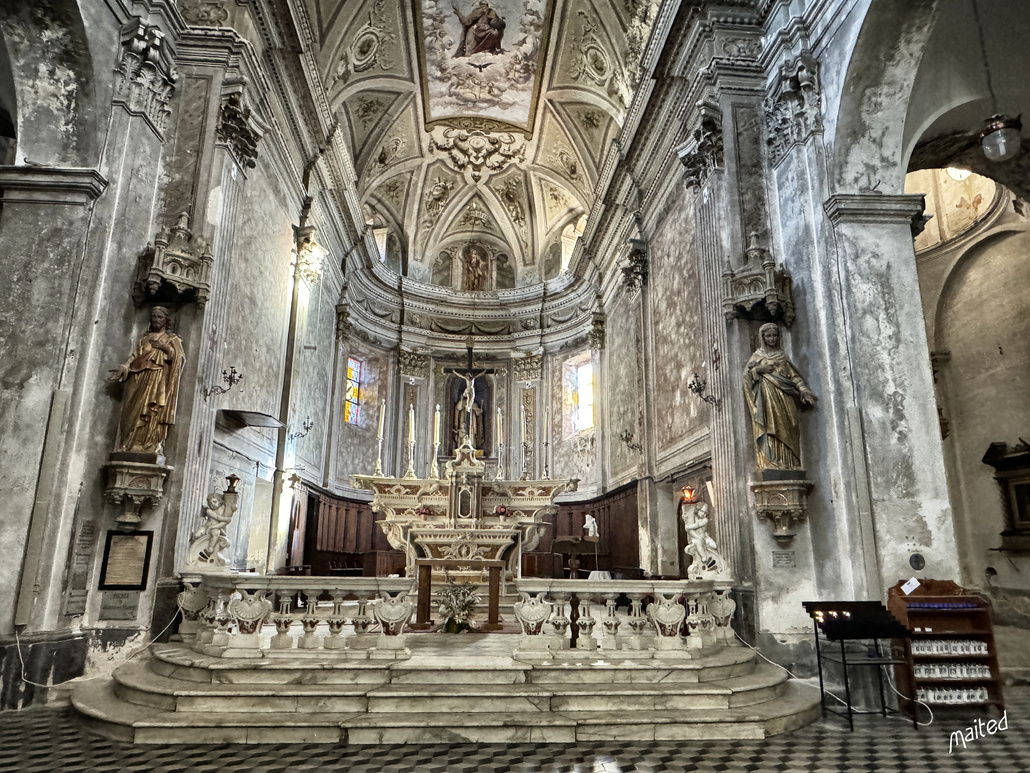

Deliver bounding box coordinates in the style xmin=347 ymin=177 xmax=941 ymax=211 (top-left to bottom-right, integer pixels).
xmin=750 ymin=470 xmax=813 ymax=546
xmin=103 ymin=455 xmax=171 ymax=528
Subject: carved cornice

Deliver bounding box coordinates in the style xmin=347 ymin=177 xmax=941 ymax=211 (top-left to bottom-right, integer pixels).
xmin=513 ymin=355 xmax=543 ymax=383
xmin=114 ymin=19 xmax=179 ymax=138
xmin=763 ymin=52 xmax=822 ymax=166
xmin=398 ymin=350 xmax=430 ymax=380
xmin=0 ymin=167 xmax=108 ymax=206
xmin=587 ymin=312 xmax=606 ymax=351
xmin=178 ymin=0 xmax=230 ymax=27
xmin=823 ymin=194 xmax=928 ymax=232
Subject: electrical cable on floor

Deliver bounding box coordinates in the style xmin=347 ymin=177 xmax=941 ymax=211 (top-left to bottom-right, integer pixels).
xmin=732 ymin=631 xmax=850 ymax=708
xmin=880 ymin=663 xmax=934 ymax=727
xmin=14 ymin=600 xmax=185 ymax=690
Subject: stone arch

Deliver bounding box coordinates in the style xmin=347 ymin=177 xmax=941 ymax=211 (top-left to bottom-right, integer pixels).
xmin=0 ymin=0 xmax=102 ymax=166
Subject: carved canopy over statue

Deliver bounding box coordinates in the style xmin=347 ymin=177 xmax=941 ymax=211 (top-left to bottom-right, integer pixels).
xmin=742 ymin=322 xmax=816 ymax=470
xmin=107 ymin=306 xmax=186 ymax=455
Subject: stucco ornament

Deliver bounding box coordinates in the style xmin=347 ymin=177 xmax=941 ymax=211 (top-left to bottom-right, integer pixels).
xmin=743 ymin=322 xmax=816 ymax=470
xmin=513 ymin=591 xmax=552 ymax=634
xmin=107 ymin=306 xmax=186 ymax=455
xmin=430 ymin=127 xmax=526 ymax=183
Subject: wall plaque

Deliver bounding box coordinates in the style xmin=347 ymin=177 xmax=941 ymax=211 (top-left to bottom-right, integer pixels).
xmin=99 ymin=530 xmax=153 ymax=590
xmin=99 ymin=590 xmax=141 ymax=621
xmin=772 ymin=550 xmax=796 ymax=568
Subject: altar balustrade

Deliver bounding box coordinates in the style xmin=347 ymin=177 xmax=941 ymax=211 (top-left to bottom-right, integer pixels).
xmin=176 ymin=574 xmax=417 ymax=659
xmin=512 ymin=578 xmax=738 ymax=657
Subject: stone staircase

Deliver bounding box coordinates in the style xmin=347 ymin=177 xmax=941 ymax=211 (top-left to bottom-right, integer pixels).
xmin=72 ymin=636 xmax=821 ymax=743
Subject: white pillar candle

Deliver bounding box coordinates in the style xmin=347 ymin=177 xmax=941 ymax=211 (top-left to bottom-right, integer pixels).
xmin=496 ymin=407 xmax=503 ymax=446
xmin=408 ymin=404 xmax=415 ymax=444
xmin=521 ymin=404 xmax=527 ymax=437
xmin=433 ymin=404 xmax=440 ymax=445
xmin=377 ymin=399 xmax=386 ymax=439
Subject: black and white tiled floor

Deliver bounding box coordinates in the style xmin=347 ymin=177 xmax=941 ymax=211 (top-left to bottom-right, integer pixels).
xmin=2 ymin=692 xmax=1027 ymax=773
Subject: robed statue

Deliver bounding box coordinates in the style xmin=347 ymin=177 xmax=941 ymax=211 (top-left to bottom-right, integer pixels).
xmin=107 ymin=306 xmax=186 ymax=455
xmin=742 ymin=322 xmax=816 ymax=470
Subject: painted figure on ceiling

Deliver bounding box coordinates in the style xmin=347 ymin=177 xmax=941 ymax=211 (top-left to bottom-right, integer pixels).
xmin=107 ymin=305 xmax=186 ymax=455
xmin=742 ymin=322 xmax=817 ymax=470
xmin=452 ymin=2 xmax=506 ymax=57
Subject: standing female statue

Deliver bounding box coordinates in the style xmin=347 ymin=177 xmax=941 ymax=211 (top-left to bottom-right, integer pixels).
xmin=107 ymin=306 xmax=186 ymax=455
xmin=743 ymin=322 xmax=816 ymax=470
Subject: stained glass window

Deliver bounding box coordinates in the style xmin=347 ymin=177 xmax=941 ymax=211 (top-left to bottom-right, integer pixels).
xmin=345 ymin=357 xmax=363 ymax=425
xmin=563 ymin=354 xmax=594 ymax=437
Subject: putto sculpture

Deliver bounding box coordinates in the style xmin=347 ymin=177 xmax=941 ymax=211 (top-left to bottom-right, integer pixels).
xmin=680 ymin=500 xmax=728 ymax=579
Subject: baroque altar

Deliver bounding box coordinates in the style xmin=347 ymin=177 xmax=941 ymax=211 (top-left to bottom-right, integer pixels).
xmin=352 ymin=435 xmax=577 ymax=582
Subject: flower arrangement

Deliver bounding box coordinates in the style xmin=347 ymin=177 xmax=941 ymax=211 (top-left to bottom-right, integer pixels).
xmin=438 ymin=574 xmax=480 ymax=633
xmin=415 ymin=504 xmax=432 ymax=518
xmin=493 ymin=504 xmax=509 ymax=517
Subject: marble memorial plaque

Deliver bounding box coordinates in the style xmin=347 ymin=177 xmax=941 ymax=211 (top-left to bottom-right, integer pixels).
xmin=772 ymin=550 xmax=796 ymax=568
xmin=99 ymin=531 xmax=153 ymax=590
xmin=99 ymin=591 xmax=141 ymax=621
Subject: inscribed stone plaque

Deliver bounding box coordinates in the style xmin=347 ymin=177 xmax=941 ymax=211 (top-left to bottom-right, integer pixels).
xmin=772 ymin=550 xmax=796 ymax=568
xmin=99 ymin=591 xmax=141 ymax=621
xmin=64 ymin=521 xmax=97 ymax=616
xmin=99 ymin=531 xmax=153 ymax=590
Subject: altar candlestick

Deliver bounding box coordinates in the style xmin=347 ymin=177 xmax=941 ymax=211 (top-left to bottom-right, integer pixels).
xmin=521 ymin=404 xmax=528 ymax=437
xmin=408 ymin=404 xmax=415 ymax=444
xmin=496 ymin=407 xmax=504 ymax=447
xmin=433 ymin=404 xmax=440 ymax=445
xmin=377 ymin=399 xmax=386 ymax=439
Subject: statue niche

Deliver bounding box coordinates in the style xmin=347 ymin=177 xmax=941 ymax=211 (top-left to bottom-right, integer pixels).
xmin=447 ymin=373 xmax=491 ymax=455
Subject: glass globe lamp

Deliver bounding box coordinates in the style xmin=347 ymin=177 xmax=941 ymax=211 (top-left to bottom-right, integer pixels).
xmin=980 ymin=115 xmax=1022 ymax=162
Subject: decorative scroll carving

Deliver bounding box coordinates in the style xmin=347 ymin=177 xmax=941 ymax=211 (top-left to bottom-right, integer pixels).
xmin=216 ymin=91 xmax=261 ymax=169
xmin=514 ymin=355 xmax=543 ymax=382
xmin=178 ymin=0 xmax=229 ymax=26
xmin=135 ymin=211 xmax=213 ymax=307
xmin=751 ymin=478 xmax=813 ymax=546
xmin=114 ymin=19 xmax=178 ymax=136
xmin=621 ymin=241 xmax=648 ymax=289
xmin=680 ymin=111 xmax=723 ymax=190
xmin=331 ymin=0 xmax=397 ymax=86
xmin=399 ymin=349 xmax=430 ymax=379
xmin=764 ymin=53 xmax=822 ymax=166
xmin=104 ymin=459 xmax=170 ymax=528
xmin=569 ymin=11 xmax=631 ymax=109
xmin=429 ymin=127 xmax=526 ymax=183
xmin=722 ymin=233 xmax=795 ymax=326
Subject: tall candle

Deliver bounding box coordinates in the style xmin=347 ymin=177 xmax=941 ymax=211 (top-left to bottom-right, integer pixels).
xmin=496 ymin=407 xmax=504 ymax=446
xmin=408 ymin=404 xmax=415 ymax=444
xmin=433 ymin=404 xmax=440 ymax=445
xmin=377 ymin=399 xmax=386 ymax=439
xmin=521 ymin=404 xmax=527 ymax=437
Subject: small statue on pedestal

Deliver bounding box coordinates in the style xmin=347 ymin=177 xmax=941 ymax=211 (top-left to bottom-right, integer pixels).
xmin=681 ymin=500 xmax=728 ymax=579
xmin=185 ymin=475 xmax=240 ymax=569
xmin=583 ymin=514 xmax=599 ymax=538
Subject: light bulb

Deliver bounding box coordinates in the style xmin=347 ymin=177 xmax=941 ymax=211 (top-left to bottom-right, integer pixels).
xmin=980 ymin=115 xmax=1022 ymax=162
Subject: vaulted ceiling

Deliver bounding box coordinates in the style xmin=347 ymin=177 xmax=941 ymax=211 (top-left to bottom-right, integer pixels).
xmin=303 ymin=0 xmax=659 ymax=288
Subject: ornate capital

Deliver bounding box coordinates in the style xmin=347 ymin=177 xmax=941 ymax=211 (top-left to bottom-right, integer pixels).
xmin=587 ymin=311 xmax=606 ymax=351
xmin=136 ymin=211 xmax=213 ymax=306
xmin=398 ymin=349 xmax=430 ymax=379
xmin=513 ymin=354 xmax=543 ymax=382
xmin=114 ymin=19 xmax=178 ymax=137
xmin=216 ymin=89 xmax=261 ymax=169
xmin=764 ymin=53 xmax=822 ymax=166
xmin=679 ymin=109 xmax=724 ymax=189
xmin=621 ymin=241 xmax=648 ymax=289
xmin=335 ymin=301 xmax=353 ymax=342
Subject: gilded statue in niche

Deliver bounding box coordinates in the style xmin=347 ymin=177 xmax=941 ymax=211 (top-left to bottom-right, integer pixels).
xmin=453 ymin=2 xmax=506 ymax=57
xmin=107 ymin=306 xmax=186 ymax=455
xmin=462 ymin=243 xmax=487 ymax=291
xmin=742 ymin=322 xmax=816 ymax=470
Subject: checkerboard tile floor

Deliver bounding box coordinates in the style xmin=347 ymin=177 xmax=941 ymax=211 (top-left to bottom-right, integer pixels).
xmin=2 ymin=690 xmax=1027 ymax=773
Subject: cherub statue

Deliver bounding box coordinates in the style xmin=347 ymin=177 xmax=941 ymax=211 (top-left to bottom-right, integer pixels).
xmin=185 ymin=492 xmax=236 ymax=567
xmin=681 ymin=501 xmax=728 ymax=579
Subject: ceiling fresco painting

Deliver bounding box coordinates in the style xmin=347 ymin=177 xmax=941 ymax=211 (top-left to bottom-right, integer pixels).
xmin=306 ymin=0 xmax=657 ymax=289
xmin=414 ymin=0 xmax=555 ymax=132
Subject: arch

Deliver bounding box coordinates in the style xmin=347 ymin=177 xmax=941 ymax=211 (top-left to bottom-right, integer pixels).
xmin=0 ymin=0 xmax=102 ymax=166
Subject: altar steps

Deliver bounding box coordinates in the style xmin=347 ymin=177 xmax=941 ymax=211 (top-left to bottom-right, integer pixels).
xmin=72 ymin=642 xmax=821 ymax=743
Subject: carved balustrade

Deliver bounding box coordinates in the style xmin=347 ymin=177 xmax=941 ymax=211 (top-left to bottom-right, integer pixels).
xmin=177 ymin=575 xmax=416 ymax=659
xmin=513 ymin=579 xmax=737 ymax=658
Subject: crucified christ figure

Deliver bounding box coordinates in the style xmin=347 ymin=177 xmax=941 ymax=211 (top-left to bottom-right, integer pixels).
xmin=455 ymin=371 xmax=483 ymax=449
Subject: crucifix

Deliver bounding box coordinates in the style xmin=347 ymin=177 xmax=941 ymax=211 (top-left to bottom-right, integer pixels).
xmin=443 ymin=337 xmax=496 ymax=451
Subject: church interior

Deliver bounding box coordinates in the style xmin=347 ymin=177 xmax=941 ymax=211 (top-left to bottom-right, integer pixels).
xmin=2 ymin=0 xmax=1030 ymax=766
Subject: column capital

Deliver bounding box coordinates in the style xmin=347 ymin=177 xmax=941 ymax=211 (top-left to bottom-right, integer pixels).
xmin=0 ymin=166 xmax=108 ymax=206
xmin=823 ymin=193 xmax=926 ymax=227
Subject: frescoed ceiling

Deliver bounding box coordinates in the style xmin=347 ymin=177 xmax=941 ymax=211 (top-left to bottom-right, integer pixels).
xmin=303 ymin=0 xmax=659 ymax=287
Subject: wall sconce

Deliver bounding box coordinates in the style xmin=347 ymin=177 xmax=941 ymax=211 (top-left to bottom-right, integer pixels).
xmin=288 ymin=417 xmax=314 ymax=441
xmin=687 ymin=372 xmax=721 ymax=410
xmin=204 ymin=366 xmax=243 ymax=400
xmin=681 ymin=484 xmax=698 ymax=503
xmin=618 ymin=429 xmax=642 ymax=452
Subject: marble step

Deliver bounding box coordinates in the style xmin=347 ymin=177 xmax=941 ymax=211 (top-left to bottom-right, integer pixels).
xmin=74 ymin=676 xmax=820 ymax=744
xmin=525 ymin=646 xmax=757 ymax=683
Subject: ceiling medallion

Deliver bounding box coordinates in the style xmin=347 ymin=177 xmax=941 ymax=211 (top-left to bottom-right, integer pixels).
xmin=429 ymin=126 xmax=526 ymax=183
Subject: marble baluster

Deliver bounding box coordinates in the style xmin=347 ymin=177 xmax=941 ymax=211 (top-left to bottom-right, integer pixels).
xmin=270 ymin=591 xmax=296 ymax=649
xmin=299 ymin=588 xmax=323 ymax=649
xmin=324 ymin=591 xmax=348 ymax=650
xmin=601 ymin=592 xmax=621 ymax=650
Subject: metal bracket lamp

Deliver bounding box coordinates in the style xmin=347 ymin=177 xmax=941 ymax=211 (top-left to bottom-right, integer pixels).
xmin=687 ymin=372 xmax=721 ymax=410
xmin=204 ymin=366 xmax=243 ymax=400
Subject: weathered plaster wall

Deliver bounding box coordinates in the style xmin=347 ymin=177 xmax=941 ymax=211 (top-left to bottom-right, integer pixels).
xmin=549 ymin=348 xmax=599 ymax=489
xmin=331 ymin=342 xmax=392 ymax=486
xmin=648 ymin=190 xmax=707 ymax=457
xmin=605 ymin=290 xmax=643 ymax=483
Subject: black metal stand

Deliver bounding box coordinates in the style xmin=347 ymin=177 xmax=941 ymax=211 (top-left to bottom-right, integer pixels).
xmin=804 ymin=600 xmax=916 ymax=731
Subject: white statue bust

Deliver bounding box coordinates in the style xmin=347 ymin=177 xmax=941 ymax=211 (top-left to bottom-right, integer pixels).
xmin=583 ymin=513 xmax=598 ymax=538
